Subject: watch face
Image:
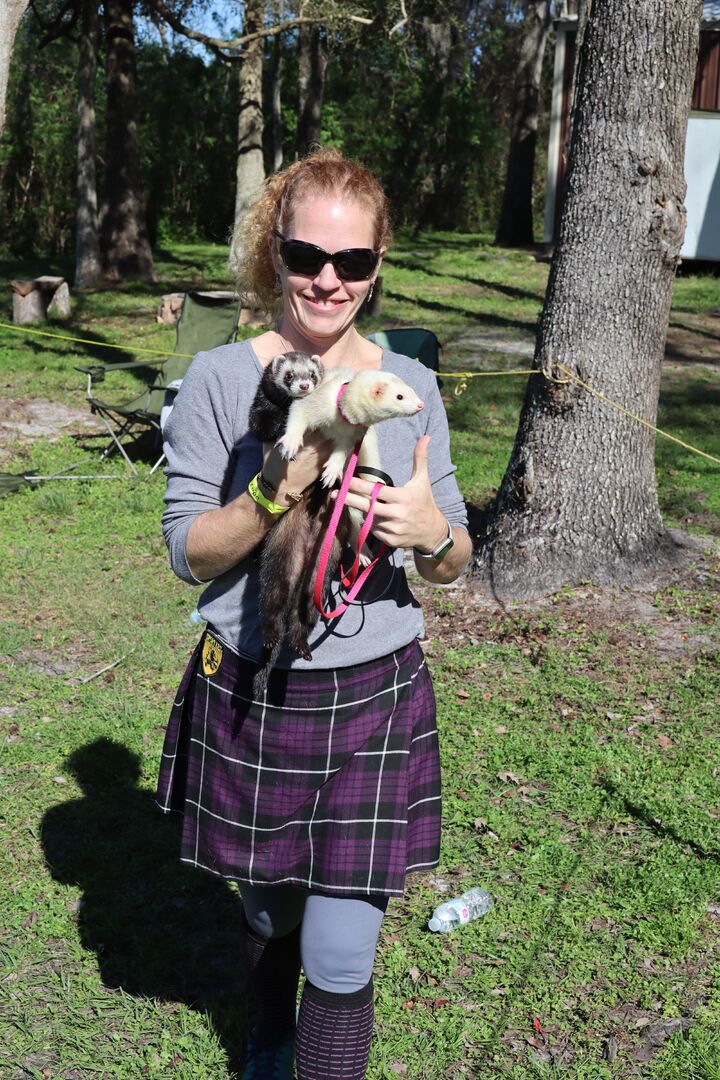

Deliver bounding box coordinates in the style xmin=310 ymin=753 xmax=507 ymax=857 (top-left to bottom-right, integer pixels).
xmin=433 ymin=536 xmax=454 ymax=560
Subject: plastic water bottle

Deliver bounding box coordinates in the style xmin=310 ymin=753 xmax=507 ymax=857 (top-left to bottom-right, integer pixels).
xmin=427 ymin=887 xmax=493 ymax=933
xmin=189 ymin=608 xmax=205 ymax=627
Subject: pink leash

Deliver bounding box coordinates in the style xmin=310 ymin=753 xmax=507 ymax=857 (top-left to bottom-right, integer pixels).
xmin=313 ymin=386 xmax=387 ymax=619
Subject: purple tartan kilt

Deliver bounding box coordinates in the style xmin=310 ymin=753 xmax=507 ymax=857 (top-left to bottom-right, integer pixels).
xmin=155 ymin=630 xmax=442 ymax=897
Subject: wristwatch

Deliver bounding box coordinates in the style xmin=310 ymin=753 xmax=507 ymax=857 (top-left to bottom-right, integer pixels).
xmin=414 ymin=521 xmax=454 ymax=561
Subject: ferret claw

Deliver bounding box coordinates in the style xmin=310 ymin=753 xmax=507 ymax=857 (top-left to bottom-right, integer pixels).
xmin=321 ymin=463 xmax=343 ymax=488
xmin=277 ymin=435 xmax=302 ymax=461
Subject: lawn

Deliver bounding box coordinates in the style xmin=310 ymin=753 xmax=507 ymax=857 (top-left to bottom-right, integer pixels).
xmin=1 ymin=235 xmax=719 ymax=1078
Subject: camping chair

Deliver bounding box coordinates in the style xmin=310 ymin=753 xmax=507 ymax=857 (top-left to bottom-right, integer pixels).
xmin=77 ymin=291 xmax=241 ymax=475
xmin=365 ymin=327 xmax=442 ymax=374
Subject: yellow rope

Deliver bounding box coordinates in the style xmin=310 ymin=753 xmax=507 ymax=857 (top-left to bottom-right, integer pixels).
xmin=553 ymin=363 xmax=720 ymax=466
xmin=0 ymin=320 xmax=193 ymax=358
xmin=1 ymin=320 xmax=717 ymax=466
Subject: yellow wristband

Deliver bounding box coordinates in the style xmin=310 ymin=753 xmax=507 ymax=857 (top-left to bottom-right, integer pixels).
xmin=248 ymin=472 xmax=291 ymax=515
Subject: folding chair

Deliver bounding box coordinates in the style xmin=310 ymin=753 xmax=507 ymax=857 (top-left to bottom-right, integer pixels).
xmin=77 ymin=291 xmax=241 ymax=475
xmin=365 ymin=327 xmax=442 ymax=373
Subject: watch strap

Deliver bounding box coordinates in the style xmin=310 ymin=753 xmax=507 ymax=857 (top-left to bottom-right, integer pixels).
xmin=414 ymin=520 xmax=454 ymax=560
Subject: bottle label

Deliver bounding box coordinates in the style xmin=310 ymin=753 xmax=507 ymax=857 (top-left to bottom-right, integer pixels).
xmin=445 ymin=900 xmax=471 ymax=924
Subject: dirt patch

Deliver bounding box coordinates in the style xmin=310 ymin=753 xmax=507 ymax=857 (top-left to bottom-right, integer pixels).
xmin=410 ymin=544 xmax=719 ymax=664
xmin=0 ymin=397 xmax=104 ymax=458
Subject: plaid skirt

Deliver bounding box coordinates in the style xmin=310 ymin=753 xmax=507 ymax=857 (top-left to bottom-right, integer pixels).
xmin=155 ymin=630 xmax=441 ymax=897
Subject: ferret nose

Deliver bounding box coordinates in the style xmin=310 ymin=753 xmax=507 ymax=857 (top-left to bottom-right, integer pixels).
xmin=299 ymin=381 xmax=310 ymax=392
xmin=416 ymin=400 xmax=424 ymax=410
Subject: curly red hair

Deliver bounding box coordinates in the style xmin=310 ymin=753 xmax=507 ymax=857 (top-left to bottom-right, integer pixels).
xmin=233 ymin=147 xmax=392 ymax=311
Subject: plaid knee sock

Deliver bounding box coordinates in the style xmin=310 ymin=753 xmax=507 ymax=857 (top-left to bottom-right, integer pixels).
xmin=242 ymin=914 xmax=301 ymax=1046
xmin=295 ymin=977 xmax=374 ymax=1080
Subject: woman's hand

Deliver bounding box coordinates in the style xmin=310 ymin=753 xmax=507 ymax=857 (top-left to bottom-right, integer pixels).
xmin=338 ymin=435 xmax=473 ymax=584
xmin=262 ymin=431 xmax=334 ymax=505
xmin=340 ymin=436 xmax=448 ymax=552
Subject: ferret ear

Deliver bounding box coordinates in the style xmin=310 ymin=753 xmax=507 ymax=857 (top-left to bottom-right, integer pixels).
xmin=371 ymin=382 xmax=385 ymax=400
xmin=271 ymin=353 xmax=285 ymax=364
xmin=311 ymin=354 xmax=321 ymax=363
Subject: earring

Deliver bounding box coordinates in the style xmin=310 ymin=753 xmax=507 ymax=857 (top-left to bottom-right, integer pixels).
xmin=273 ymin=274 xmax=282 ymax=296
xmin=367 ymin=281 xmax=375 ymax=302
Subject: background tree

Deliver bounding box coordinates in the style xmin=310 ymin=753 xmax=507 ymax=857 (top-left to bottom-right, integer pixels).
xmin=495 ymin=0 xmax=552 ymax=246
xmin=0 ymin=0 xmax=31 ymax=137
xmin=74 ymin=0 xmax=102 ymax=286
xmin=229 ymin=0 xmax=266 ymax=274
xmin=100 ymin=0 xmax=155 ymax=281
xmin=296 ymin=22 xmax=327 ymax=155
xmin=478 ymin=0 xmax=702 ymax=600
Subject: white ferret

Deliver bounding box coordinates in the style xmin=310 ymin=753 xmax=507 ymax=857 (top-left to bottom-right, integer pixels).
xmin=277 ymin=367 xmax=425 ymax=487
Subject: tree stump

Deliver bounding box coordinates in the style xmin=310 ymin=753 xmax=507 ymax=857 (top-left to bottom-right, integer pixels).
xmin=11 ymin=276 xmax=71 ymax=324
xmin=238 ymin=303 xmax=271 ymax=329
xmin=156 ymin=292 xmax=185 ymax=324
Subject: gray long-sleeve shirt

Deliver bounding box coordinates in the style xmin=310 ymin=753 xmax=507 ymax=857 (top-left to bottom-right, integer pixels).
xmin=162 ymin=339 xmax=468 ymax=669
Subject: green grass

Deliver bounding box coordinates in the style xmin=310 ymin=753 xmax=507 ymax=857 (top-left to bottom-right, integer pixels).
xmin=0 ymin=236 xmax=719 ymax=1078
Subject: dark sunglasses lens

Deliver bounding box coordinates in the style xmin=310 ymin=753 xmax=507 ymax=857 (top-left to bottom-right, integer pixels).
xmin=334 ymin=250 xmax=377 ymax=281
xmin=281 ymin=240 xmax=324 ymax=275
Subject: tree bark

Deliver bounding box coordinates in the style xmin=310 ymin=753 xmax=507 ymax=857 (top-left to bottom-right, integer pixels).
xmin=495 ymin=0 xmax=552 ymax=247
xmin=477 ymin=0 xmax=702 ymax=601
xmin=271 ymin=27 xmax=284 ymax=172
xmin=0 ymin=0 xmax=30 ymax=137
xmin=296 ymin=23 xmax=326 ymax=156
xmin=74 ymin=0 xmax=103 ymax=288
xmin=229 ymin=0 xmax=265 ymax=274
xmin=100 ymin=0 xmax=155 ymax=281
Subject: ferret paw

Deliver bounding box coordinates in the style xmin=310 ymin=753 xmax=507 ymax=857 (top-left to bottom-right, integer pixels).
xmin=277 ymin=435 xmax=302 ymax=461
xmin=321 ymin=461 xmax=344 ymax=488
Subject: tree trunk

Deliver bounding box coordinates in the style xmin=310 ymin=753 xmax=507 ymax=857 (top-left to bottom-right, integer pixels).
xmin=100 ymin=0 xmax=155 ymax=281
xmin=228 ymin=0 xmax=265 ymax=274
xmin=74 ymin=0 xmax=103 ymax=288
xmin=495 ymin=0 xmax=552 ymax=247
xmin=271 ymin=29 xmax=284 ymax=172
xmin=296 ymin=23 xmax=326 ymax=156
xmin=0 ymin=0 xmax=30 ymax=137
xmin=477 ymin=0 xmax=702 ymax=601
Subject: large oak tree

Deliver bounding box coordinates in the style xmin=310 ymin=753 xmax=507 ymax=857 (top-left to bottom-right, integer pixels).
xmin=478 ymin=0 xmax=702 ymax=600
xmin=0 ymin=0 xmax=31 ymax=136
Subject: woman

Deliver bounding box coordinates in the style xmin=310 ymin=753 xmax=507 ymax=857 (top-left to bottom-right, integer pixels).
xmin=157 ymin=148 xmax=472 ymax=1080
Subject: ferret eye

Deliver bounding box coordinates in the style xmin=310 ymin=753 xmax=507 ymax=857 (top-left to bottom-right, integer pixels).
xmin=396 ymin=393 xmax=404 ymax=400
xmin=284 ymin=372 xmax=293 ymax=385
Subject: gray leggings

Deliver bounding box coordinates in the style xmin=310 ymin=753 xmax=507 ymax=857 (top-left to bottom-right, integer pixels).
xmin=240 ymin=883 xmax=388 ymax=994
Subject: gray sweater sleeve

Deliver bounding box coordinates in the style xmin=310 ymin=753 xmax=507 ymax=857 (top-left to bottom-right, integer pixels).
xmin=161 ymin=344 xmax=255 ymax=585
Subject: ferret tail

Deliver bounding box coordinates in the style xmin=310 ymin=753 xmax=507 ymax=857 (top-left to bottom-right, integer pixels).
xmin=252 ymin=639 xmax=283 ymax=699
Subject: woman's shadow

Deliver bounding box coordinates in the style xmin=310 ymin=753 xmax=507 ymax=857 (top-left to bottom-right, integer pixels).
xmin=41 ymin=737 xmax=250 ymax=1075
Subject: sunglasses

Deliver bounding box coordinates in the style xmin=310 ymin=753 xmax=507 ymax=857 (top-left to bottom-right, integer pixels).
xmin=274 ymin=231 xmax=379 ymax=282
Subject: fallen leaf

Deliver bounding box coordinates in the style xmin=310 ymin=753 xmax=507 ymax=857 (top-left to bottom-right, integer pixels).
xmin=52 ymin=776 xmax=67 ymax=785
xmin=23 ymin=911 xmax=39 ymax=928
xmin=456 ymin=689 xmax=470 ymax=700
xmin=390 ymin=1064 xmax=408 ymax=1077
xmin=655 ymin=734 xmax=673 ymax=748
xmin=497 ymin=771 xmax=522 ymax=785
xmin=532 ymin=1017 xmax=545 ymax=1034
xmin=409 ymin=965 xmax=421 ymax=983
xmin=494 ymin=725 xmax=508 ymax=733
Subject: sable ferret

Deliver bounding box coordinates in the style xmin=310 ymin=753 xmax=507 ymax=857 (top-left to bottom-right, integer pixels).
xmin=252 ymin=364 xmax=425 ymax=696
xmin=248 ymin=351 xmax=323 ymax=442
xmin=248 ymin=351 xmax=342 ymax=694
